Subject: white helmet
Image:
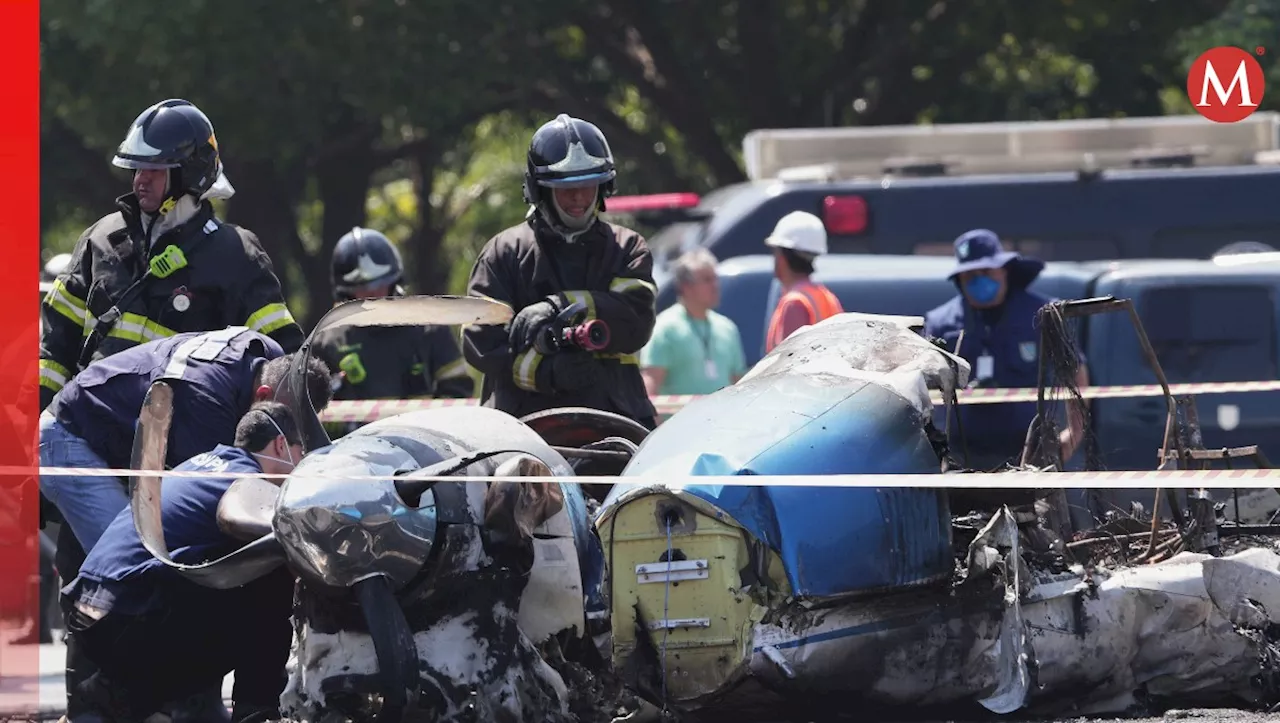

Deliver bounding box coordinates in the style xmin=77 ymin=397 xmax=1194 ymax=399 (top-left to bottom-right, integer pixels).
xmin=43 ymin=253 xmax=72 ymax=280
xmin=764 ymin=211 xmax=827 ymax=257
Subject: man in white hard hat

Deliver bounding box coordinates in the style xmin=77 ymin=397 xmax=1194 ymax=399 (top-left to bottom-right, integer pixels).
xmin=763 ymin=211 xmax=844 ymax=353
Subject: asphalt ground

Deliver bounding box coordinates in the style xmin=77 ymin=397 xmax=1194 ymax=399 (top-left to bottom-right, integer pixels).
xmin=3 ymin=638 xmax=1277 ymax=723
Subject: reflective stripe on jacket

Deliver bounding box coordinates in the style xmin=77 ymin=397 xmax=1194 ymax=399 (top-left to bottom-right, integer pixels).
xmin=765 ymin=281 xmax=844 ymax=353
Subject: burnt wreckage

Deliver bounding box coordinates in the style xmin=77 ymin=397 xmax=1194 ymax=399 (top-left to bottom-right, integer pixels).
xmin=123 ymin=295 xmax=1280 ymax=723
xmin=600 ymin=299 xmax=1280 ymax=721
xmin=128 ymin=296 xmax=641 ymax=723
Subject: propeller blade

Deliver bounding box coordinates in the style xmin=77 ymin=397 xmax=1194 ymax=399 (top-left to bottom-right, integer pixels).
xmin=311 ymin=295 xmax=515 ymax=338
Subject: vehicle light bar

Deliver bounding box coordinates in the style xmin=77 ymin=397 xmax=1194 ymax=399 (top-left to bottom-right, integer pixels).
xmin=742 ymin=112 xmax=1280 ymax=181
xmin=605 ymin=193 xmax=701 ymax=213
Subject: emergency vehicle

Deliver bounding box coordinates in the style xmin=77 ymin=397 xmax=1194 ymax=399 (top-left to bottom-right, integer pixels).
xmin=605 ymin=112 xmax=1280 ymax=310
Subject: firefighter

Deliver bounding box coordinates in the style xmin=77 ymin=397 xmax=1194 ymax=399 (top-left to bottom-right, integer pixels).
xmin=311 ymin=227 xmax=473 ymax=437
xmin=39 ymin=98 xmax=305 ymax=412
xmin=463 ymin=114 xmax=658 ymax=428
xmin=763 ymin=211 xmax=844 ymax=353
xmin=923 ymin=229 xmax=1089 ymax=469
xmin=39 ymin=99 xmax=305 ymax=722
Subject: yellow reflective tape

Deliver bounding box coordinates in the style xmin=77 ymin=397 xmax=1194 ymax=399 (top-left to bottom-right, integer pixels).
xmin=609 ymin=277 xmax=656 ymax=296
xmin=246 ymin=303 xmax=297 ymax=336
xmin=45 ymin=279 xmax=89 ymax=326
xmin=48 ymin=279 xmax=87 ymax=311
xmin=116 ymin=312 xmax=177 ymax=342
xmin=38 ymin=359 xmax=69 ymax=392
xmin=595 ymin=352 xmax=638 ymax=364
xmin=513 ymin=348 xmax=543 ymax=391
xmin=40 ymin=358 xmax=70 ymax=379
xmin=556 ymin=290 xmax=597 ymax=321
xmin=105 ymin=326 xmax=145 ymax=343
xmin=434 ymin=358 xmax=469 ymax=380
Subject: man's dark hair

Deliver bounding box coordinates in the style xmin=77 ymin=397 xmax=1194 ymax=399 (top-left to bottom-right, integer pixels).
xmin=234 ymin=401 xmax=301 ymax=452
xmin=258 ymin=353 xmax=334 ymax=412
xmin=779 ymin=248 xmax=815 ymax=276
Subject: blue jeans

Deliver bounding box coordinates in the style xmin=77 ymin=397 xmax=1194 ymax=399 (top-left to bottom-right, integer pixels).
xmin=38 ymin=412 xmax=128 ymax=551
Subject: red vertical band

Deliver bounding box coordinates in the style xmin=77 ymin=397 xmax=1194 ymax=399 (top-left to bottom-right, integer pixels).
xmin=0 ymin=0 xmax=42 ymax=716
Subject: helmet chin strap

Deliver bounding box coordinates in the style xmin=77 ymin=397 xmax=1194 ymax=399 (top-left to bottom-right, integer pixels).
xmin=549 ymin=188 xmax=598 ymax=242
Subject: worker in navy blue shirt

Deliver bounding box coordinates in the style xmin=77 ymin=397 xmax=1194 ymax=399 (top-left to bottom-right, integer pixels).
xmin=63 ymin=402 xmax=304 ymax=723
xmin=39 ymin=326 xmax=332 ymax=556
xmin=38 ymin=326 xmax=331 ymax=723
xmin=923 ymin=230 xmax=1089 ymax=470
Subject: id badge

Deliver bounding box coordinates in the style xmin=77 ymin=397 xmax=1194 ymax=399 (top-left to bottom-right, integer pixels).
xmin=976 ymin=354 xmax=994 ymax=382
xmin=704 ymin=359 xmax=719 ymax=379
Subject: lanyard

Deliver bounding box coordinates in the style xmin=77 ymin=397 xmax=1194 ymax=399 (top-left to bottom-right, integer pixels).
xmin=689 ymin=312 xmax=713 ymax=359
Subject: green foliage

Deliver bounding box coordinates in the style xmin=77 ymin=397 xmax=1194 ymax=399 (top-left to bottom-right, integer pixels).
xmin=437 ymin=113 xmax=533 ymax=294
xmin=1176 ymin=0 xmax=1279 ymax=111
xmin=40 ymin=0 xmax=1248 ymax=329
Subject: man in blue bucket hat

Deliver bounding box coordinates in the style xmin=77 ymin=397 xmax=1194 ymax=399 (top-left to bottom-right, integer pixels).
xmin=923 ymin=229 xmax=1089 ymax=470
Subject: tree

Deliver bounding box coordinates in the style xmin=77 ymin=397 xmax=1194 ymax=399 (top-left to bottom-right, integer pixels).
xmin=1173 ymin=0 xmax=1278 ymax=113
xmin=39 ymin=0 xmax=546 ymax=326
xmin=41 ymin=0 xmax=1241 ymax=328
xmin=542 ymin=0 xmax=1230 ymax=187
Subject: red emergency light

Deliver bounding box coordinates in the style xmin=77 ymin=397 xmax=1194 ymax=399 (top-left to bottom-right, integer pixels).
xmin=822 ymin=194 xmax=868 ymax=235
xmin=605 ymin=193 xmax=701 ymax=213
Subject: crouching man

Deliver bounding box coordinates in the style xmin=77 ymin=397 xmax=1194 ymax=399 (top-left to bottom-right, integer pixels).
xmin=61 ymin=402 xmax=304 ymax=723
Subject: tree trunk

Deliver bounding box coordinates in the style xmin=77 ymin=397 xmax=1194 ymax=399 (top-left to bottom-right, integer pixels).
xmin=314 ymin=118 xmax=379 ymax=298
xmin=222 ymin=157 xmax=322 ymax=328
xmin=407 ymin=141 xmax=451 ymax=295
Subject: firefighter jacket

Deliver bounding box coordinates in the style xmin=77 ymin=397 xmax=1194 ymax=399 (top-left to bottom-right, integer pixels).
xmin=312 ymin=323 xmax=474 ymax=401
xmin=463 ymin=215 xmax=658 ymax=423
xmin=39 ymin=194 xmax=304 ymax=409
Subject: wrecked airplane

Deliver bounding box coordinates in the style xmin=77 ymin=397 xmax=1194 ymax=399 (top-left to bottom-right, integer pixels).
xmin=598 ymin=306 xmax=1280 ymax=720
xmin=128 ymin=296 xmax=626 ymax=723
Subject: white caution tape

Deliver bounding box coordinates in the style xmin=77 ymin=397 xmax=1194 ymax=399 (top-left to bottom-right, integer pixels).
xmin=17 ymin=465 xmax=1280 ymax=489
xmin=319 ymin=380 xmax=1280 ymax=422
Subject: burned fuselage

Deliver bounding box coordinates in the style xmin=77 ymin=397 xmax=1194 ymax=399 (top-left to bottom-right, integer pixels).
xmin=598 ymin=313 xmax=1280 ymax=720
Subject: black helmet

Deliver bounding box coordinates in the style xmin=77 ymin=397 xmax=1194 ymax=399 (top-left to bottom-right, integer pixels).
xmin=522 ymin=114 xmax=617 ymax=237
xmin=330 ymin=227 xmax=404 ymax=301
xmin=112 ymin=99 xmax=226 ymax=211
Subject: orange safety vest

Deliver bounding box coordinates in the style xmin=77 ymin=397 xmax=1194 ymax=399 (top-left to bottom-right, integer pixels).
xmin=765 ymin=281 xmax=844 ymax=353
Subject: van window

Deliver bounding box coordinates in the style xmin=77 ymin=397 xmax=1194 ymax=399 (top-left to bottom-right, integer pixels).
xmin=1140 ymin=285 xmax=1277 ymax=383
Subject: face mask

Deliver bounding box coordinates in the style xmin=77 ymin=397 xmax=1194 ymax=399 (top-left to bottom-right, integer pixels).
xmin=255 ymin=411 xmax=297 ymax=471
xmin=964 ymin=275 xmax=1002 ymax=305
xmin=550 ymin=187 xmax=598 ymax=233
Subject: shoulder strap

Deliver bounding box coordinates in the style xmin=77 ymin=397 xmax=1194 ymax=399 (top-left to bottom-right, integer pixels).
xmin=789 ymin=286 xmax=822 ymax=324
xmin=77 ymin=219 xmax=220 ymax=370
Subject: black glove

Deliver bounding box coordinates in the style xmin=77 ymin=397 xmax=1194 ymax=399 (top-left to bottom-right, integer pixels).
xmin=508 ymin=300 xmax=558 ymax=353
xmin=548 ymin=351 xmax=600 ymax=394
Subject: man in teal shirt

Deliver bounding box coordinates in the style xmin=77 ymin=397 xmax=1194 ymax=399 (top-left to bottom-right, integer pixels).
xmin=641 ymin=249 xmax=747 ymax=396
